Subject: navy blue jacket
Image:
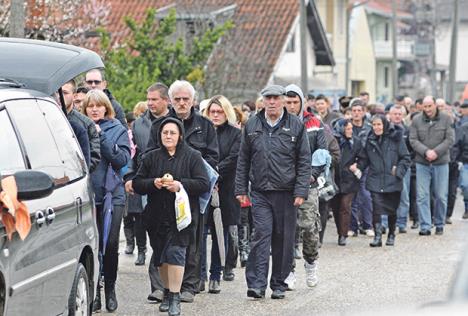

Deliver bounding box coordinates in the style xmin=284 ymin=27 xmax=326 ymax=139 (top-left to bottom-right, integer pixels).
xmin=91 ymin=118 xmax=131 ymax=206
xmin=235 ymin=108 xmax=311 ymax=198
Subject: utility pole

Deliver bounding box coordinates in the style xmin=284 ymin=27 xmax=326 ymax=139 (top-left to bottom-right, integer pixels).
xmin=300 ymin=0 xmax=308 ymax=94
xmin=447 ymin=0 xmax=460 ymax=103
xmin=9 ymin=0 xmax=25 ymax=38
xmin=391 ymin=0 xmax=398 ymax=98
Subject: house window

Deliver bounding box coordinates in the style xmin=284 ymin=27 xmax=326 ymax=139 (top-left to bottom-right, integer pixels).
xmin=384 ymin=66 xmax=389 ymax=88
xmin=385 ymin=22 xmax=389 ymax=41
xmin=286 ymin=35 xmax=295 ymax=52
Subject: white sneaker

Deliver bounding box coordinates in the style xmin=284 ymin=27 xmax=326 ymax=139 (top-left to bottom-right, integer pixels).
xmin=284 ymin=271 xmax=296 ymax=291
xmin=304 ymin=261 xmax=318 ymax=287
xmin=365 ymin=229 xmax=375 ymax=237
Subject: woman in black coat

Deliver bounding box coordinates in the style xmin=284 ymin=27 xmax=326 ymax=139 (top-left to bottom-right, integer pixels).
xmin=330 ymin=119 xmax=362 ymax=246
xmin=133 ymin=117 xmax=209 ymax=315
xmin=355 ymin=114 xmax=411 ymax=247
xmin=201 ymin=95 xmax=241 ymax=293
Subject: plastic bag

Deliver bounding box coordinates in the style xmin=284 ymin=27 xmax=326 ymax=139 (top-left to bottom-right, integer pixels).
xmin=175 ymin=184 xmax=191 ymax=231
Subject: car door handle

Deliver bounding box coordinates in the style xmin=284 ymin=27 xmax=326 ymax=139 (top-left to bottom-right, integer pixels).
xmin=35 ymin=210 xmax=45 ymax=227
xmin=45 ymin=207 xmax=55 ymax=224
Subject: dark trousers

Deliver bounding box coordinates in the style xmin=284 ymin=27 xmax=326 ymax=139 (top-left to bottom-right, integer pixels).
xmin=246 ymin=191 xmax=296 ymax=291
xmin=181 ymin=210 xmax=204 ymax=294
xmin=409 ymin=173 xmax=418 ymax=222
xmin=447 ymin=162 xmax=460 ymax=218
xmin=147 ymin=229 xmax=165 ymax=292
xmin=225 ymin=225 xmax=238 ymax=270
xmin=351 ymin=171 xmax=373 ymax=231
xmin=331 ymin=193 xmax=355 ymax=237
xmin=201 ymin=225 xmax=228 ymax=281
xmin=96 ymin=204 xmax=124 ymax=282
xmin=123 ymin=213 xmax=147 ymax=252
xmin=318 ymin=200 xmax=329 ymax=243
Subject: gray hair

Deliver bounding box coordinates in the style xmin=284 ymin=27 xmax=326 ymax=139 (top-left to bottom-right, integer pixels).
xmin=168 ymin=80 xmax=196 ymax=102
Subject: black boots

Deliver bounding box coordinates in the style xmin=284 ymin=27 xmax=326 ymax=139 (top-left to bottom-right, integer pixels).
xmin=124 ymin=225 xmax=135 ymax=254
xmin=168 ymin=292 xmax=181 ymax=316
xmin=92 ymin=280 xmax=102 ymax=312
xmin=369 ymin=223 xmax=382 ymax=247
xmin=135 ymin=250 xmax=146 ymax=266
xmin=159 ymin=289 xmax=170 ymax=312
xmin=105 ymin=280 xmax=118 ymax=312
xmin=238 ymin=225 xmax=250 ymax=267
xmin=386 ymin=215 xmax=396 ymax=246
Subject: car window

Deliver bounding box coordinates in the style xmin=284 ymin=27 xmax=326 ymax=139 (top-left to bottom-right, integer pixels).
xmin=37 ymin=100 xmax=86 ymax=181
xmin=0 ymin=109 xmax=25 ymax=175
xmin=5 ymin=100 xmax=69 ymax=185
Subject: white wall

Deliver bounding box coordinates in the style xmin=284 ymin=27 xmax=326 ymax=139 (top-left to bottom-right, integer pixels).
xmin=436 ymin=22 xmax=468 ymax=82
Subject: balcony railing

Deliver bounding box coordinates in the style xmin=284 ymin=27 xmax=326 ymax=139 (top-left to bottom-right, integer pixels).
xmin=373 ymin=40 xmax=415 ymax=60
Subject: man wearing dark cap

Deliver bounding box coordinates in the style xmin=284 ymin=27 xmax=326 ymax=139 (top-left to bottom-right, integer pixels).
xmin=453 ymin=100 xmax=468 ymax=219
xmin=235 ymin=84 xmax=311 ymax=299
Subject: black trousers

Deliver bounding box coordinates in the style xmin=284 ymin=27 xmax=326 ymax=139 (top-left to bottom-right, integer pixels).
xmin=181 ymin=210 xmax=204 ymax=294
xmin=246 ymin=191 xmax=296 ymax=291
xmin=123 ymin=213 xmax=147 ymax=252
xmin=447 ymin=162 xmax=459 ymax=218
xmin=225 ymin=225 xmax=239 ymax=270
xmin=96 ymin=204 xmax=124 ymax=282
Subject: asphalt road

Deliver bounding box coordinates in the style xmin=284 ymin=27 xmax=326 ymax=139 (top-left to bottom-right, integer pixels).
xmin=101 ymin=196 xmax=468 ymax=316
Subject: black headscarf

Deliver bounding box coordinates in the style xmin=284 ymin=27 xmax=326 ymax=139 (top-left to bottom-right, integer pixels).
xmin=371 ymin=114 xmax=390 ymax=142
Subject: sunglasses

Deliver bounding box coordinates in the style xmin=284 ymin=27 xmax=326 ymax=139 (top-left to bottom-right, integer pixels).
xmin=86 ymin=80 xmax=102 ymax=85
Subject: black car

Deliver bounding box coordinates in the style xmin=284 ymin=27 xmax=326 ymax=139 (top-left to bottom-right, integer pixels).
xmin=0 ymin=38 xmax=101 ymax=315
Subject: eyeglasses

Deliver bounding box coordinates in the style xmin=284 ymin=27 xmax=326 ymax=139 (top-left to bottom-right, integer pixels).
xmin=209 ymin=109 xmax=225 ymax=115
xmin=86 ymin=80 xmax=102 ymax=85
xmin=162 ymin=130 xmax=178 ymax=136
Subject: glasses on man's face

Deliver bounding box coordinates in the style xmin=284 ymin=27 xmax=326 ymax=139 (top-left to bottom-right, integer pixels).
xmin=174 ymin=97 xmax=190 ymax=103
xmin=162 ymin=130 xmax=178 ymax=136
xmin=86 ymin=80 xmax=102 ymax=85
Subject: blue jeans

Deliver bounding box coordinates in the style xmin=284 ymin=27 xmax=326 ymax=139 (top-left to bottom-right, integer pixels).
xmin=396 ymin=168 xmax=411 ymax=228
xmin=415 ymin=163 xmax=449 ymax=231
xmin=459 ymin=164 xmax=468 ymax=211
xmin=351 ymin=170 xmax=373 ymax=230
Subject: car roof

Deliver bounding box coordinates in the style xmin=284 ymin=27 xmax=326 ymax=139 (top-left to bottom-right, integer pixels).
xmin=0 ymin=37 xmax=104 ymax=96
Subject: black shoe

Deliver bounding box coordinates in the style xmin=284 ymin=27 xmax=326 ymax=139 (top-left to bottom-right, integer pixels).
xmin=208 ymin=280 xmax=221 ymax=294
xmin=159 ymin=289 xmax=170 ymax=312
xmin=271 ymin=289 xmax=286 ymax=299
xmin=134 ymin=252 xmax=145 ymax=266
xmin=180 ymin=291 xmax=194 ymax=303
xmin=104 ymin=281 xmax=118 ymax=312
xmin=435 ymin=227 xmax=444 ymax=235
xmin=168 ymin=292 xmax=181 ymax=316
xmin=398 ymin=227 xmax=407 ymax=234
xmin=419 ymin=230 xmax=431 ymax=236
xmin=338 ymin=236 xmax=347 ymax=246
xmin=386 ymin=234 xmax=395 ymax=246
xmin=411 ymin=221 xmax=419 ymax=229
xmin=92 ymin=287 xmax=101 ymax=313
xmin=147 ymin=289 xmax=163 ymax=303
xmin=223 ymin=269 xmax=235 ymax=281
xmin=381 ymin=227 xmax=387 ymax=234
xmin=446 ymin=217 xmax=452 ymax=224
xmin=247 ymin=288 xmax=265 ymax=299
xmin=124 ymin=244 xmax=134 ymax=255
xmin=294 ymin=246 xmax=302 ymax=259
xmin=369 ymin=223 xmax=382 ymax=247
xmin=198 ymin=280 xmax=206 ymax=292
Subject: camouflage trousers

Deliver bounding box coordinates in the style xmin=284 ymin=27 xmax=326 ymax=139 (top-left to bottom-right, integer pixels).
xmin=295 ymin=188 xmax=321 ymax=265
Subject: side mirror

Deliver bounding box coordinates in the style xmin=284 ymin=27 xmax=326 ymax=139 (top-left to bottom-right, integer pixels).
xmin=13 ymin=170 xmax=54 ymax=200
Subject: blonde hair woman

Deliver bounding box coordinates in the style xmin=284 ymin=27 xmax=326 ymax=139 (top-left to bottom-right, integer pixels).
xmin=82 ymin=89 xmax=130 ymax=312
xmin=201 ymin=95 xmax=242 ymax=293
xmin=133 ymin=101 xmax=148 ymax=118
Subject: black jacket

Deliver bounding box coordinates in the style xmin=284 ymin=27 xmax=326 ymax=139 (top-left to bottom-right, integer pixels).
xmin=69 ymin=120 xmax=91 ymax=168
xmin=147 ymin=107 xmax=219 ymax=169
xmin=453 ymin=118 xmax=468 ymax=163
xmin=358 ymin=124 xmax=411 ymax=193
xmin=303 ymin=111 xmax=327 ymax=180
xmin=104 ymin=89 xmax=127 ymax=127
xmin=133 ymin=118 xmax=210 ymax=246
xmin=334 ymin=135 xmax=361 ymax=194
xmin=67 ymin=109 xmax=101 ymax=173
xmin=215 ymin=122 xmax=241 ymax=226
xmin=235 ymin=108 xmax=311 ymax=198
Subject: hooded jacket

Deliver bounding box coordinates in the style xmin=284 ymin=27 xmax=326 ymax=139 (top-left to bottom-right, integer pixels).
xmin=235 ymin=107 xmax=311 ymax=198
xmin=133 ymin=117 xmax=210 ymax=246
xmin=146 ymin=107 xmax=219 ymax=169
xmin=358 ymin=117 xmax=411 ymax=193
xmin=90 ymin=118 xmax=131 ymax=205
xmin=285 ymin=84 xmax=327 ymax=181
xmin=409 ymin=109 xmax=454 ymax=165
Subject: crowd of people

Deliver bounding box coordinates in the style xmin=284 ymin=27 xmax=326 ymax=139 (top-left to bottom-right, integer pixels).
xmin=58 ymin=68 xmax=468 ymax=316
